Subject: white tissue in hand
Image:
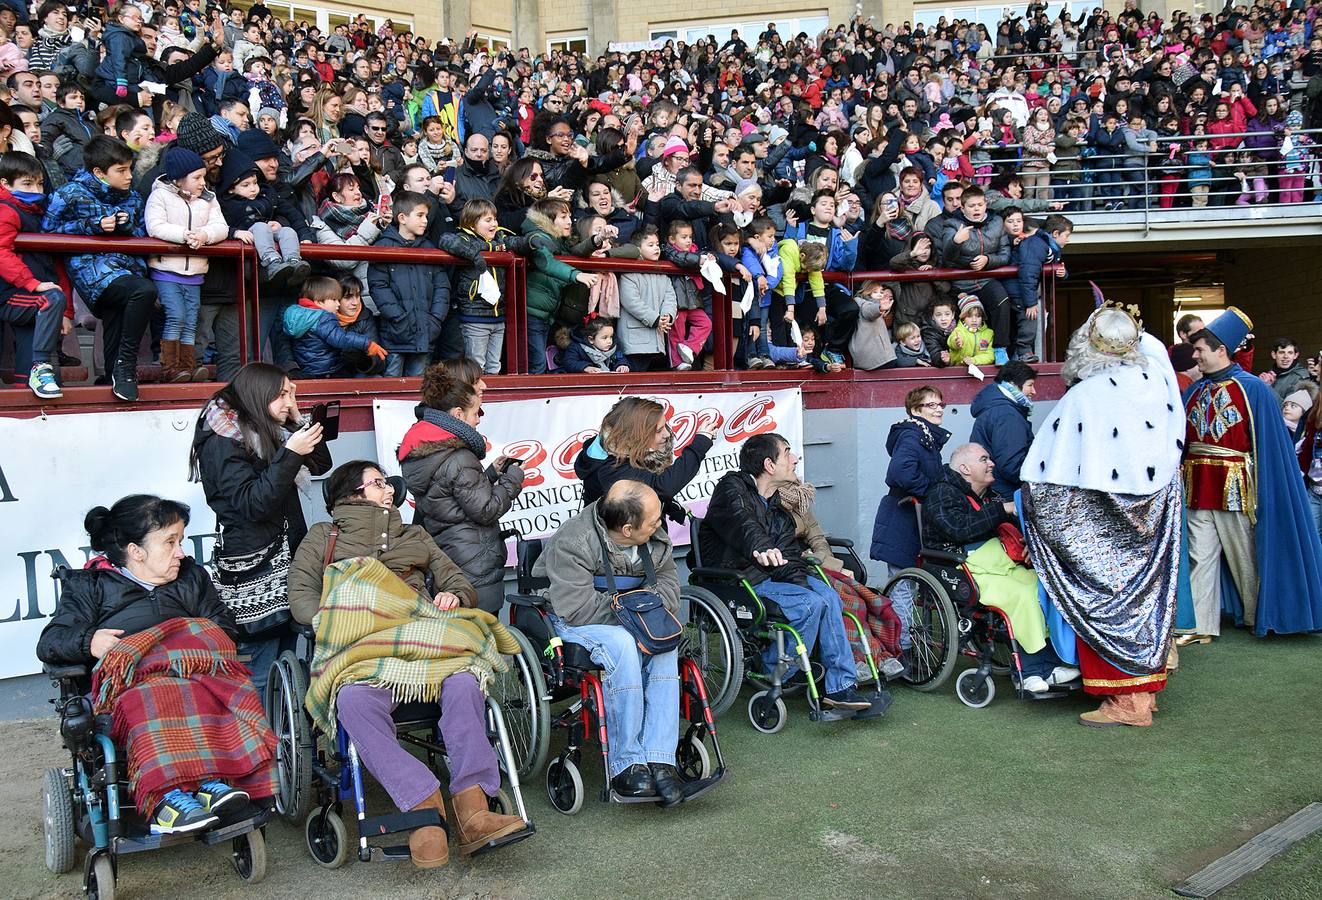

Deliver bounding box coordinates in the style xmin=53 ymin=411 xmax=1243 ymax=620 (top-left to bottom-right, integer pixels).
xmin=739 ymin=280 xmax=754 ymax=314
xmin=967 ymin=362 xmax=986 ymax=380
xmin=700 ymin=256 xmax=726 ymax=293
xmin=790 ymin=320 xmax=803 ymax=348
xmin=761 ymin=252 xmax=780 ymax=278
xmin=477 ymin=270 xmax=501 ymax=305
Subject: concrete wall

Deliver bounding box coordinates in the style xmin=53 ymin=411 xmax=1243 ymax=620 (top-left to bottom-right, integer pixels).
xmin=1220 ymin=242 xmax=1322 ymax=369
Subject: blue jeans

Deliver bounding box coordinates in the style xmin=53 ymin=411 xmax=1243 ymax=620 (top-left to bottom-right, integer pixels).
xmin=884 ymin=563 xmax=914 ymax=650
xmin=460 ymin=321 xmax=505 ymax=374
xmin=153 ymin=278 xmax=201 ymax=343
xmin=550 ymin=619 xmax=678 ymax=777
xmin=1019 ymin=642 xmax=1064 ymax=680
xmin=1309 ymin=491 xmax=1322 ymax=541
xmin=237 ymin=629 xmax=297 ymax=712
xmin=756 ymin=577 xmax=857 ymax=694
xmin=383 ymin=351 xmax=429 ymax=376
xmin=527 ymin=316 xmax=550 ymax=374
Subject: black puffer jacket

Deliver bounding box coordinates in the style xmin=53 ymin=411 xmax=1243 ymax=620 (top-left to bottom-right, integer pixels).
xmin=36 ymin=559 xmax=237 ymax=666
xmin=192 ymin=402 xmax=332 ymax=559
xmin=919 ymin=465 xmax=1012 ymax=557
xmin=699 ymin=471 xmax=812 ymax=585
xmin=575 ymin=433 xmax=713 ymax=523
xmin=397 ymin=417 xmax=525 ymax=588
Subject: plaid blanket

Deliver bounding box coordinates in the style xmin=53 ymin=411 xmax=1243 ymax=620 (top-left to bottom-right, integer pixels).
xmin=827 ymin=570 xmax=902 ymax=664
xmin=305 ymin=556 xmax=520 ymax=735
xmin=90 ymin=618 xmax=277 ymax=817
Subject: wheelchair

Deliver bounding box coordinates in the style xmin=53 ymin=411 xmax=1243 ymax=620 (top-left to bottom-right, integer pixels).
xmin=504 ymin=536 xmax=730 ymax=815
xmin=684 ymin=516 xmax=889 ymax=735
xmin=42 ymin=585 xmax=270 ymax=899
xmin=880 ymin=499 xmax=1081 ymax=709
xmin=264 ymin=618 xmax=540 ymax=867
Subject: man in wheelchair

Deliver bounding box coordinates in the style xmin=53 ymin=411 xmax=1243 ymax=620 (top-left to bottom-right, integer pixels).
xmin=533 ymin=480 xmax=693 ymax=806
xmin=921 ymin=444 xmax=1079 ymax=693
xmin=702 ymin=433 xmax=886 ymax=715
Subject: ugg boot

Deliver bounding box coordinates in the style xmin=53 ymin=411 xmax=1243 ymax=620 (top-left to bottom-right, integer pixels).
xmin=449 ymin=785 xmax=526 ymax=855
xmin=179 ymin=342 xmax=210 ymax=382
xmin=407 ymin=790 xmax=449 ymax=869
xmin=158 ymin=339 xmax=191 ymax=383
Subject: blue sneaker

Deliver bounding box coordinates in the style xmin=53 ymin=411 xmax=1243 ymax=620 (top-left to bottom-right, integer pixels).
xmin=196 ymin=780 xmax=249 ymax=813
xmin=27 ymin=363 xmax=61 ymax=399
xmin=993 ymin=348 xmax=1009 ymax=366
xmin=151 ymin=789 xmax=219 ymax=834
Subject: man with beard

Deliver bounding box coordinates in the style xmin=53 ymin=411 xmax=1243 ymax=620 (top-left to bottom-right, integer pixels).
xmin=452 ymin=132 xmax=500 ymax=207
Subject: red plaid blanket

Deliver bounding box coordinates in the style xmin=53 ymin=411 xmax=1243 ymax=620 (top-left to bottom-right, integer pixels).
xmin=826 ymin=570 xmax=902 ymax=664
xmin=91 ymin=618 xmax=278 ymax=817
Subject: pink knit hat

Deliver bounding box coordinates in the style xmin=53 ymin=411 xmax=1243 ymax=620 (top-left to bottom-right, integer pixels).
xmin=661 ymin=136 xmax=690 ymax=158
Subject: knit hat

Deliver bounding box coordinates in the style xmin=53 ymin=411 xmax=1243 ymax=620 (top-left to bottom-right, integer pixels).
xmin=1286 ymin=110 xmax=1304 ymax=129
xmin=217 ymin=150 xmax=260 ymax=195
xmin=257 ymin=107 xmax=281 ymax=122
xmin=767 ymin=125 xmax=789 ymax=145
xmin=1284 ymin=388 xmax=1314 ymax=412
xmin=1169 ymin=342 xmax=1197 ymax=373
xmin=661 ymin=135 xmax=689 ymax=158
xmin=958 ymin=294 xmax=984 ymax=318
xmin=236 ymin=128 xmax=279 ymax=162
xmin=163 ymin=147 xmax=206 ymax=181
xmin=175 ymin=112 xmax=226 ymax=155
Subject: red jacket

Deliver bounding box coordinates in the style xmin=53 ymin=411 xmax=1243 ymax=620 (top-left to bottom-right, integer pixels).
xmin=0 ymin=184 xmax=72 ymax=316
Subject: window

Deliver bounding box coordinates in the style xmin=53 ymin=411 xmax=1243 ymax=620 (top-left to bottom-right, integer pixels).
xmin=548 ymin=34 xmax=588 ymax=55
xmin=912 ymin=1 xmax=1092 ymax=33
xmin=474 ymin=33 xmax=512 ymax=52
xmin=649 ymin=14 xmax=830 ymax=48
xmin=230 ymin=0 xmax=409 ymax=36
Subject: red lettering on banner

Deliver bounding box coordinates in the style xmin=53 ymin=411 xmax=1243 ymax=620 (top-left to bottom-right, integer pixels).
xmin=502 ymin=439 xmax=547 ymax=486
xmin=724 ymin=398 xmax=778 ymax=441
xmin=552 ymin=429 xmax=599 ymax=477
xmin=669 ymin=408 xmax=724 ymax=453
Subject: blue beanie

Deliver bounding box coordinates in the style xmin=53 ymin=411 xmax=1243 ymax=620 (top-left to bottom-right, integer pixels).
xmin=164 ymin=147 xmax=206 ymax=182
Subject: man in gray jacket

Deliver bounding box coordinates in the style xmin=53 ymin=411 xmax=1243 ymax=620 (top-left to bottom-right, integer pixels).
xmin=533 ymin=481 xmax=687 ymax=806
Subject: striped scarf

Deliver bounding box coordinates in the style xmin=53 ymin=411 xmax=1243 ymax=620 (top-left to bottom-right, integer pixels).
xmin=305 ymin=557 xmax=519 ymax=734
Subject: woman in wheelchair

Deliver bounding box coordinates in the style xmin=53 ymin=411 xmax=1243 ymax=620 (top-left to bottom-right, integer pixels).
xmin=287 ymin=461 xmax=527 ymax=869
xmin=921 ymin=444 xmax=1079 ymax=692
xmin=37 ymin=495 xmax=270 ymax=835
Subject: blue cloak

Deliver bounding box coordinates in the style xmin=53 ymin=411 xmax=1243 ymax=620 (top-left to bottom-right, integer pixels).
xmin=1183 ymin=366 xmax=1322 ymax=635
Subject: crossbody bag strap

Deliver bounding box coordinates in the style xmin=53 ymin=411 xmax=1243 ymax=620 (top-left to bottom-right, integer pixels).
xmin=323 ymin=525 xmax=340 ymax=569
xmin=638 ymin=538 xmax=657 ymax=587
xmin=594 ymin=529 xmax=618 ymax=593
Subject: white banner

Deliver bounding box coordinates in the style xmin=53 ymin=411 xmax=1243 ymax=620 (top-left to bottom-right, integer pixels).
xmin=0 ymin=409 xmax=218 ymax=680
xmin=372 ymin=388 xmax=804 ymax=542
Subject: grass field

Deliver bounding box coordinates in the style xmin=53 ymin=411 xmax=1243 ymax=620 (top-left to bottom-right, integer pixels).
xmin=4 ymin=627 xmax=1320 ymax=900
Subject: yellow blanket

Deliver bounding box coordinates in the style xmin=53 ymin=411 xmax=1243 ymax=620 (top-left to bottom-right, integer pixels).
xmin=965 ymin=539 xmax=1047 ymax=654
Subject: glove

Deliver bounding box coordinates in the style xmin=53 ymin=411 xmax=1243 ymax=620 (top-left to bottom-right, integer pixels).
xmin=367 ymin=342 xmax=388 ymax=360
xmin=808 ymin=142 xmax=817 ymax=152
xmin=115 ymin=85 xmax=128 ymax=98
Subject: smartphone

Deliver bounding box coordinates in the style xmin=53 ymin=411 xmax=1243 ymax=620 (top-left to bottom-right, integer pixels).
xmin=499 ymin=456 xmax=524 ymax=473
xmin=310 ymin=400 xmax=341 ymax=442
xmin=375 ymin=193 xmax=392 ymax=219
xmin=443 ymin=166 xmax=457 ymax=185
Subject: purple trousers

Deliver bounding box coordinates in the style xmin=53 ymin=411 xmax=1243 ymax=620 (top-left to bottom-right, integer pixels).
xmin=336 ymin=674 xmax=499 ymax=811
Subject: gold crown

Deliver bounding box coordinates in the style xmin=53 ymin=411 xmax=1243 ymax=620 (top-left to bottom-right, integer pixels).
xmin=1087 ymin=301 xmax=1144 ymax=356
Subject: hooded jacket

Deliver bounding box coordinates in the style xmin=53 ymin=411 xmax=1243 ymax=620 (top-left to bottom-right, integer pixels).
xmin=969 ymin=382 xmax=1035 ymax=498
xmin=287 ymin=500 xmax=477 ymax=625
xmin=42 ymin=171 xmax=148 ymax=306
xmin=282 ymin=299 xmax=374 ymax=376
xmin=436 ymin=226 xmax=535 ymax=321
xmin=398 ymin=417 xmax=525 ymax=587
xmin=0 ymin=185 xmax=66 ymax=306
xmin=366 ymin=225 xmax=451 ymax=353
xmin=520 ymin=209 xmax=583 ymax=323
xmin=144 ymin=177 xmax=229 ymax=276
xmin=96 ymin=22 xmax=149 ymax=92
xmin=575 ymin=432 xmax=713 ymax=524
xmin=870 ymin=416 xmax=951 ymax=566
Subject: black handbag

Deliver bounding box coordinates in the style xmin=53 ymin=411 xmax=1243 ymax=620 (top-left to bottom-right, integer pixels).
xmin=596 ymin=531 xmax=683 ymax=655
xmin=212 ymin=525 xmax=293 ymax=639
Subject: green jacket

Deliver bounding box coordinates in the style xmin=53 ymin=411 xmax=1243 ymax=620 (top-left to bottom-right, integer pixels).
xmin=521 ymin=209 xmax=582 ymax=323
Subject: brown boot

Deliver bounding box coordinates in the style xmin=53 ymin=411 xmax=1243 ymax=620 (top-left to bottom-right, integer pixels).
xmin=450 ymin=785 xmax=526 ymax=855
xmin=158 ymin=339 xmax=190 ymax=383
xmin=179 ymin=342 xmax=210 ymax=382
xmin=406 ymin=790 xmax=449 ymax=869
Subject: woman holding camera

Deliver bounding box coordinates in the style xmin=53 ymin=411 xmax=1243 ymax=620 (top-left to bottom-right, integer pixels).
xmin=190 ymin=361 xmax=332 ymax=700
xmin=398 ymin=363 xmax=526 ymax=613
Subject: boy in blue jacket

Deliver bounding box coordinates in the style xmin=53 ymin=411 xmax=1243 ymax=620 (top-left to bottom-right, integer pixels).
xmin=282 ymin=276 xmax=388 ymax=378
xmin=1006 ymin=214 xmax=1072 ymax=363
xmin=782 ymin=189 xmax=860 ymax=274
xmin=739 ymin=217 xmax=783 ymax=368
xmin=367 ymin=191 xmax=452 ymax=376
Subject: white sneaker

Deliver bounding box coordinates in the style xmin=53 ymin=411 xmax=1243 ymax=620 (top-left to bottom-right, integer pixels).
xmin=1048 ymin=666 xmax=1080 ymax=685
xmin=1020 ymin=675 xmax=1050 ymax=694
xmin=676 ymin=344 xmax=695 ymax=365
xmin=675 ymin=362 xmax=692 ymax=371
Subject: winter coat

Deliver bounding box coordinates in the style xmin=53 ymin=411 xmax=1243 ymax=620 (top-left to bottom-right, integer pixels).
xmin=288 ymin=501 xmax=477 ymax=626
xmin=939 ymin=210 xmax=1009 ymax=293
xmin=524 ymin=147 xmax=629 ymax=195
xmin=0 ymin=186 xmax=64 ymax=305
xmin=919 ymin=465 xmax=1012 ymax=557
xmin=308 ymin=214 xmax=381 ymax=307
xmin=436 ymin=227 xmax=534 ymax=321
xmin=218 ymin=189 xmax=274 ymax=234
xmin=969 ymin=383 xmax=1034 ymax=498
xmin=144 ymin=178 xmax=228 ymax=276
xmin=283 ymin=300 xmax=374 ymax=377
xmin=893 ymin=340 xmax=932 ymax=367
xmin=921 ymin=314 xmax=956 ymax=366
xmin=559 ymin=337 xmax=631 ymax=372
xmin=617 ymin=271 xmax=677 ymax=356
xmin=782 ymin=220 xmax=859 ymax=272
xmin=192 ymin=402 xmax=332 ymax=559
xmin=367 ymin=225 xmax=451 ymax=353
xmin=195 ymin=65 xmax=249 ymax=118
xmin=42 ymin=171 xmax=148 ymax=307
xmin=870 ymin=416 xmax=951 ymax=566
xmin=1005 ymin=229 xmax=1060 ymax=310
xmin=36 ymin=559 xmax=237 ymax=666
xmin=575 ymin=433 xmax=713 ymax=523
xmin=398 ymin=419 xmax=524 ymax=588
xmin=701 ymin=471 xmax=813 ymax=585
xmin=520 ymin=210 xmax=583 ymax=323
xmin=888 ymin=247 xmax=944 ymax=324
xmin=40 ymin=106 xmax=95 ymax=175
xmin=850 ymin=289 xmax=899 ymax=370
xmin=452 ymin=157 xmax=501 ymax=206
xmin=532 ymin=500 xmax=680 ymax=627
xmin=948 ymin=320 xmax=994 ymax=366
xmin=96 ymin=22 xmax=149 ymax=92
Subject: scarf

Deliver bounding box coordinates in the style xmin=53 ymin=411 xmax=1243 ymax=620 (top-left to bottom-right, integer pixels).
xmin=419 ymin=405 xmax=487 ymax=458
xmin=775 ymin=479 xmax=817 ymax=515
xmin=418 ymin=137 xmax=454 ymax=173
xmin=999 ymin=381 xmax=1033 ymax=412
xmin=577 ymin=339 xmax=615 ymax=368
xmin=305 ymin=557 xmax=519 ymax=735
xmin=337 ymin=304 xmax=361 ymax=327
xmin=318 ymin=197 xmax=369 ymax=238
xmin=38 ymin=25 xmax=70 ymax=42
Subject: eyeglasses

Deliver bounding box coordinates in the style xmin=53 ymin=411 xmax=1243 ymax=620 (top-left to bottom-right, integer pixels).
xmin=357 ymin=478 xmax=392 ymax=491
xmin=920 ymin=401 xmax=946 ymax=409
xmin=547 ymin=130 xmax=572 ymax=138
xmin=366 ymin=125 xmax=387 ymax=132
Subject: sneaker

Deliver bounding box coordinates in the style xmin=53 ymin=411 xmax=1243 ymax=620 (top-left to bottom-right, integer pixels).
xmin=676 ymin=343 xmax=695 ymax=365
xmin=1020 ymin=675 xmax=1050 ymax=694
xmin=879 ymin=656 xmax=906 ymax=679
xmin=747 ymin=356 xmax=767 ymax=370
xmin=28 ymin=363 xmax=62 ymax=399
xmin=1048 ymin=666 xmax=1081 ymax=686
xmin=795 ymin=359 xmax=812 ymax=368
xmin=110 ymin=362 xmax=139 ymax=402
xmin=822 ymin=687 xmax=874 ymax=711
xmin=993 ymin=347 xmax=1009 ymax=366
xmin=196 ymin=780 xmax=249 ymax=813
xmin=675 ymin=362 xmax=692 ymax=371
xmin=150 ymin=789 xmax=219 ymax=834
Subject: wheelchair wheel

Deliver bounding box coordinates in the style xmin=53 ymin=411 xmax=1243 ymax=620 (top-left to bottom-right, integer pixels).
xmin=967 ymin=634 xmax=1015 ymax=676
xmin=676 ymin=733 xmax=713 ymax=780
xmin=884 ymin=569 xmax=958 ymax=692
xmin=490 ymin=788 xmax=515 ymax=816
xmin=488 ymin=625 xmax=550 ymax=780
xmin=305 ymin=806 xmax=349 ymax=869
xmin=268 ymin=650 xmax=313 ymax=826
xmin=956 ymin=669 xmax=996 ymax=709
xmin=86 ymin=854 xmax=115 ymax=900
xmin=747 ymin=690 xmax=787 ymax=735
xmin=545 ymin=755 xmax=584 ymax=815
xmin=231 ymin=829 xmax=268 ymax=884
xmin=42 ymin=767 xmax=76 ymax=875
xmin=679 ymin=586 xmax=745 ymax=718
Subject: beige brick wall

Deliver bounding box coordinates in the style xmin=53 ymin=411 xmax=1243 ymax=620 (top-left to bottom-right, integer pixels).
xmin=473 ymin=0 xmax=514 ymax=37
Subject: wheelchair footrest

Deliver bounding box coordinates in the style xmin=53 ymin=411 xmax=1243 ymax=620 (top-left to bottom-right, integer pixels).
xmin=679 ymin=768 xmax=729 ymax=803
xmin=360 ymin=808 xmax=442 ymax=837
xmin=608 ymin=790 xmax=663 ymax=804
xmin=366 ymin=844 xmax=414 ymax=862
xmin=468 ymin=822 xmax=535 ymax=857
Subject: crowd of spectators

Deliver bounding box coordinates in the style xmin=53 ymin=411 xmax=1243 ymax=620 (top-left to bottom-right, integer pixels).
xmin=0 ymin=0 xmax=1320 ymax=398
